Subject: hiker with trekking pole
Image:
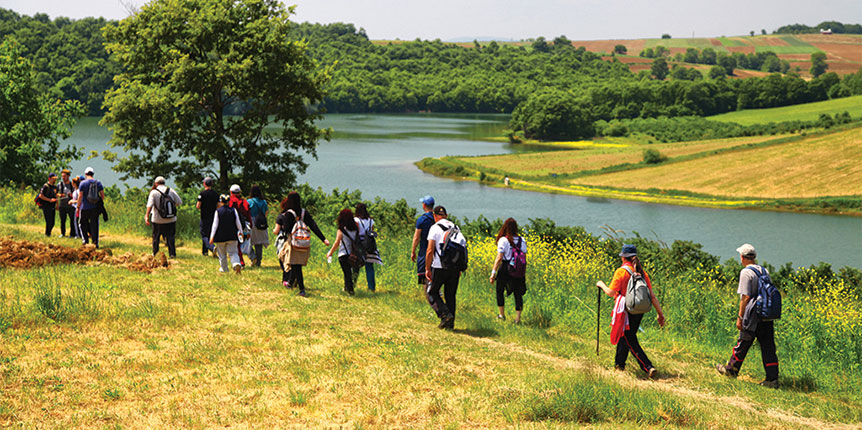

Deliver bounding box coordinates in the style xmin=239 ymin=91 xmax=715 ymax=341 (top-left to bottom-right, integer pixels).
xmin=596 ymin=244 xmax=665 ymax=379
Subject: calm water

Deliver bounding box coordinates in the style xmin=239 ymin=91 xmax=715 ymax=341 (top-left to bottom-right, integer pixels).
xmin=65 ymin=115 xmax=861 ymax=269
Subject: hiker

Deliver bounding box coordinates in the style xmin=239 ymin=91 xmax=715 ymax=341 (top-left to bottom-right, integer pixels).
xmin=145 ymin=176 xmax=182 ymax=258
xmin=37 ymin=172 xmax=58 ymax=236
xmin=57 ymin=169 xmax=76 ymax=238
xmin=247 ymin=184 xmax=269 ymax=267
xmin=326 ymin=208 xmax=362 ymax=295
xmin=273 ymin=191 xmax=328 ymax=297
xmin=69 ymin=176 xmax=83 ymax=240
xmin=411 ymin=195 xmax=435 ymax=287
xmin=209 ymin=194 xmax=244 ymax=274
xmin=596 ymin=244 xmax=666 ymax=378
xmin=425 ymin=206 xmax=468 ymax=330
xmin=355 ymin=203 xmax=383 ymax=292
xmin=716 ymin=243 xmax=780 ymax=388
xmin=196 ymin=177 xmax=219 ymax=256
xmin=228 ymin=184 xmax=251 ymax=266
xmin=78 ymin=167 xmax=105 ymax=247
xmin=489 ymin=218 xmax=527 ymax=323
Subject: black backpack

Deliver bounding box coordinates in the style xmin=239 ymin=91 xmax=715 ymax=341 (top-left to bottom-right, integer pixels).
xmin=357 ymin=219 xmax=377 ymax=254
xmin=86 ymin=180 xmax=101 ymax=204
xmin=342 ymin=227 xmax=366 ymax=269
xmin=437 ymin=224 xmax=468 ymax=271
xmin=254 ymin=211 xmax=268 ymax=230
xmin=156 ymin=187 xmax=177 ymax=219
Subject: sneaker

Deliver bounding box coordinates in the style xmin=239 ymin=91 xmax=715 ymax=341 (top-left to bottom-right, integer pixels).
xmin=298 ymin=290 xmax=306 ymax=297
xmin=233 ymin=264 xmax=242 ymax=275
xmin=614 ymin=365 xmax=626 ymax=372
xmin=648 ymin=367 xmax=658 ymax=379
xmin=759 ymin=379 xmax=779 ymax=389
xmin=715 ymin=364 xmax=737 ymax=378
xmin=497 ymin=314 xmax=506 ymax=321
xmin=439 ymin=314 xmax=454 ymax=329
xmin=282 ymin=281 xmax=291 ymax=288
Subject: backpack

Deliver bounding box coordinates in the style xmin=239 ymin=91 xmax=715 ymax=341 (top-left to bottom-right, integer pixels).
xmin=343 ymin=226 xmax=366 ymax=269
xmin=508 ymin=237 xmax=526 ymax=278
xmin=156 ymin=187 xmax=177 ymax=219
xmin=622 ymin=267 xmax=651 ymax=315
xmin=747 ymin=266 xmax=782 ymax=320
xmin=86 ymin=180 xmax=101 ymax=204
xmin=254 ymin=210 xmax=268 ymax=230
xmin=287 ymin=209 xmax=311 ymax=250
xmin=358 ymin=219 xmax=377 ymax=254
xmin=437 ymin=224 xmax=468 ymax=271
xmin=34 ymin=185 xmax=46 ymax=207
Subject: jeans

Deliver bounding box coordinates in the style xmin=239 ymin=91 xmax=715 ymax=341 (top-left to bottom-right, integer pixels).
xmin=363 ymin=263 xmax=376 ymax=291
xmin=59 ymin=206 xmax=75 ymax=237
xmin=79 ymin=208 xmax=100 ymax=246
xmin=727 ymin=320 xmax=779 ymax=381
xmin=214 ymin=240 xmax=241 ymax=272
xmin=200 ymin=220 xmax=214 ymax=254
xmin=152 ymin=222 xmax=177 ymax=257
xmin=42 ymin=206 xmax=56 ymax=236
xmin=338 ymin=255 xmax=360 ymax=293
xmin=427 ymin=268 xmax=460 ymax=318
xmin=615 ymin=313 xmax=654 ymax=372
xmin=250 ymin=244 xmax=263 ymax=265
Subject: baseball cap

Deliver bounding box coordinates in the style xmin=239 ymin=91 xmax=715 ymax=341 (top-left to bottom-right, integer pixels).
xmin=230 ymin=184 xmax=241 ymax=193
xmin=736 ymin=243 xmax=756 ymax=258
xmin=48 ymin=172 xmax=57 ymax=178
xmin=433 ymin=205 xmax=447 ymax=216
xmin=84 ymin=167 xmax=95 ymax=175
xmin=203 ymin=177 xmax=214 ymax=186
xmin=619 ymin=244 xmax=637 ymax=258
xmin=154 ymin=176 xmax=166 ymax=184
xmin=420 ymin=195 xmax=435 ymax=206
xmin=61 ymin=169 xmax=71 ymax=175
xmin=219 ymin=194 xmax=230 ymax=203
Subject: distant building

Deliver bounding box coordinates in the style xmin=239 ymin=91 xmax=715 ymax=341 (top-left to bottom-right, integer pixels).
xmin=820 ymin=28 xmax=833 ymax=35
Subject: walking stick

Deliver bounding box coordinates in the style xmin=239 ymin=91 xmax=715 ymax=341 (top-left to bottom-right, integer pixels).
xmin=596 ymin=288 xmax=600 ymax=356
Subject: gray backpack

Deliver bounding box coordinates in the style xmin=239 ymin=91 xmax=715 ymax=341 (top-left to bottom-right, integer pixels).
xmin=623 ymin=267 xmax=652 ymax=315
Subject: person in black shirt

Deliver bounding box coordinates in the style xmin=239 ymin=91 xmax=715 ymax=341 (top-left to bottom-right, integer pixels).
xmin=57 ymin=169 xmax=76 ymax=238
xmin=196 ymin=177 xmax=219 ymax=256
xmin=38 ymin=173 xmax=59 ymax=236
xmin=273 ymin=191 xmax=328 ymax=297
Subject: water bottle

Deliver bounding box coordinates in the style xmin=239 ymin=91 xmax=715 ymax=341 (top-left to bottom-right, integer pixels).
xmin=327 ymin=256 xmax=332 ymax=264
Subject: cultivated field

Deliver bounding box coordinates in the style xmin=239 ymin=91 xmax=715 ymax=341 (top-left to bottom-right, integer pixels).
xmin=709 ymin=95 xmax=862 ymax=125
xmin=572 ymin=127 xmax=862 ymax=199
xmin=458 ymin=135 xmax=784 ymax=178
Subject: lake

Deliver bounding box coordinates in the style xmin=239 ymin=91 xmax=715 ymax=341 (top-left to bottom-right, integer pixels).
xmin=64 ymin=115 xmax=861 ymax=269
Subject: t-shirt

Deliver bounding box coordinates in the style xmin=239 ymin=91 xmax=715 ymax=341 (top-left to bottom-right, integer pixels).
xmin=355 ymin=217 xmax=374 ymax=240
xmin=248 ymin=197 xmax=268 ymax=220
xmin=229 ymin=195 xmax=251 ymax=225
xmin=497 ymin=236 xmax=527 ymax=262
xmin=197 ymin=189 xmax=219 ymax=224
xmin=338 ymin=226 xmax=359 ymax=257
xmin=738 ymin=265 xmax=767 ymax=297
xmin=146 ymin=185 xmax=182 ymax=224
xmin=57 ymin=181 xmax=74 ymax=207
xmin=40 ymin=183 xmax=57 ymax=204
xmin=78 ymin=178 xmax=103 ymax=211
xmin=609 ymin=263 xmax=653 ymax=296
xmin=427 ymin=219 xmax=467 ymax=270
xmin=415 ymin=211 xmax=435 ymax=273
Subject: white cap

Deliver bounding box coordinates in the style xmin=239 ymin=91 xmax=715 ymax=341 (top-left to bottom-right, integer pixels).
xmin=736 ymin=243 xmax=757 ymax=258
xmin=154 ymin=176 xmax=166 ymax=184
xmin=84 ymin=167 xmax=95 ymax=175
xmin=230 ymin=184 xmax=241 ymax=193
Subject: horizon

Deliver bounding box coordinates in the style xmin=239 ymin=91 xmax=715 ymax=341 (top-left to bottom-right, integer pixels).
xmin=1 ymin=0 xmax=860 ymax=42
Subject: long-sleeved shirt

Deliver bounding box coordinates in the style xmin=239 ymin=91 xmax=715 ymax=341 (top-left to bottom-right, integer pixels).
xmin=210 ymin=206 xmax=244 ymax=243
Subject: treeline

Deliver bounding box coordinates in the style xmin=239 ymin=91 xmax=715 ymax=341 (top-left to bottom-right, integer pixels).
xmin=775 ymin=21 xmax=862 ymax=34
xmin=641 ymin=46 xmax=791 ymax=75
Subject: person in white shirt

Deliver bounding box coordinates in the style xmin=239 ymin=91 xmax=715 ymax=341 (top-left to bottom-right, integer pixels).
xmin=424 ymin=206 xmax=467 ymax=330
xmin=489 ymin=218 xmax=527 ymax=323
xmin=145 ymin=176 xmax=183 ymax=257
xmin=209 ymin=195 xmax=244 ymax=274
xmin=354 ymin=203 xmax=383 ymax=292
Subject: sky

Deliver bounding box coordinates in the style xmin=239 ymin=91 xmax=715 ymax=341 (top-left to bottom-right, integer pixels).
xmin=2 ymin=0 xmax=860 ymax=41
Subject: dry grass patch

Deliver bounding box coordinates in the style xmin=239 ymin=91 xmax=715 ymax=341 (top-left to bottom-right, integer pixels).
xmin=572 ymin=127 xmax=862 ymax=198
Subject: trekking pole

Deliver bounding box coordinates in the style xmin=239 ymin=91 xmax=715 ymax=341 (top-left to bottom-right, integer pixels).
xmin=596 ymin=288 xmax=600 ymax=356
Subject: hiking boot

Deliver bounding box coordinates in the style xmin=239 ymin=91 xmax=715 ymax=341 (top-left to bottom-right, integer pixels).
xmin=759 ymin=379 xmax=779 ymax=389
xmin=298 ymin=290 xmax=306 ymax=297
xmin=648 ymin=367 xmax=658 ymax=379
xmin=715 ymin=364 xmax=737 ymax=378
xmin=614 ymin=365 xmax=626 ymax=372
xmin=439 ymin=314 xmax=454 ymax=329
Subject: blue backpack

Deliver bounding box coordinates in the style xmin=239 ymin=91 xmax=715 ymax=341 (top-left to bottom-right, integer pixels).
xmin=747 ymin=266 xmax=782 ymax=320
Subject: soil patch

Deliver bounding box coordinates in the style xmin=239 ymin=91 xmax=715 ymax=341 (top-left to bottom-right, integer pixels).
xmin=0 ymin=237 xmax=170 ymax=272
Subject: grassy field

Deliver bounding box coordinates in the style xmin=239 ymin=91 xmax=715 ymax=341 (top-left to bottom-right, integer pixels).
xmin=1 ymin=198 xmax=860 ymax=428
xmin=709 ymin=95 xmax=862 ymax=125
xmin=572 ymin=127 xmax=862 ymax=199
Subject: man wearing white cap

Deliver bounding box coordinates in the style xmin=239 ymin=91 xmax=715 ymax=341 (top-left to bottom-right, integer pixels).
xmin=716 ymin=243 xmax=780 ymax=388
xmin=228 ymin=184 xmax=252 ymax=266
xmin=78 ymin=167 xmax=106 ymax=247
xmin=145 ymin=176 xmax=183 ymax=257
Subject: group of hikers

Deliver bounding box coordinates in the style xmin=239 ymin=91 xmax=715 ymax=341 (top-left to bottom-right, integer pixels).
xmin=36 ymin=172 xmax=780 ymax=388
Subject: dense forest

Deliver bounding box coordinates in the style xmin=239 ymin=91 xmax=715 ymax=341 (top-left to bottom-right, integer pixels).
xmin=2 ymin=7 xmax=861 ymax=129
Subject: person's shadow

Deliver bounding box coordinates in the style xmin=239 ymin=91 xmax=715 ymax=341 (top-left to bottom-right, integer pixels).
xmin=453 ymin=327 xmax=498 ymax=338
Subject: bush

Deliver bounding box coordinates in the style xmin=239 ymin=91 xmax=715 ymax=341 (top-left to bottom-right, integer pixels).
xmin=643 ymin=149 xmax=667 ymax=164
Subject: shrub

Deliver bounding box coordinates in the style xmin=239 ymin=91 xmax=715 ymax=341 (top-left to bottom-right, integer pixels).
xmin=643 ymin=149 xmax=667 ymax=164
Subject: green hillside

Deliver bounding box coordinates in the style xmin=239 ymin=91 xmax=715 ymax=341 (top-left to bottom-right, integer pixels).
xmin=709 ymin=95 xmax=862 ymax=125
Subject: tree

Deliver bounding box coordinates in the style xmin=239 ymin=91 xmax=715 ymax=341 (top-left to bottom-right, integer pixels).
xmin=510 ymin=88 xmax=594 ymax=141
xmin=101 ymin=0 xmax=330 ymax=194
xmin=709 ymin=65 xmax=727 ymax=79
xmin=683 ymin=48 xmax=699 ymax=64
xmin=701 ymin=48 xmax=717 ymax=65
xmin=531 ymin=37 xmax=549 ymax=53
xmin=651 ymin=58 xmax=669 ymax=80
xmin=654 ymin=45 xmax=669 ymax=57
xmin=750 ymin=30 xmax=755 ymax=37
xmin=614 ymin=44 xmax=627 ymax=55
xmin=661 ymin=33 xmax=672 ymax=39
xmin=761 ymin=29 xmax=767 ymax=35
xmin=0 ymin=38 xmax=84 ymax=187
xmin=810 ymin=52 xmax=828 ymax=77
xmin=717 ymin=54 xmax=736 ymax=76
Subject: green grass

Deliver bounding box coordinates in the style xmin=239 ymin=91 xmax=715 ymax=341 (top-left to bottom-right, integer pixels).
xmin=709 ymin=95 xmax=862 ymax=125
